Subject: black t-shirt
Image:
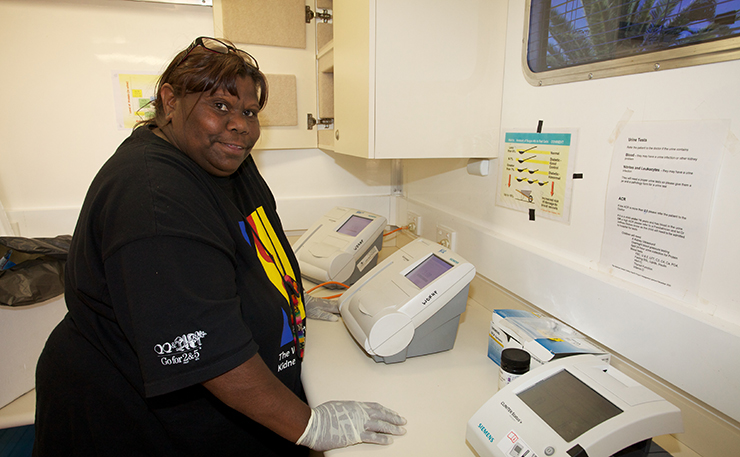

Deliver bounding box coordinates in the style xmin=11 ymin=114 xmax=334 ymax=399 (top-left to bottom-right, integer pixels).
xmin=34 ymin=127 xmax=308 ymax=456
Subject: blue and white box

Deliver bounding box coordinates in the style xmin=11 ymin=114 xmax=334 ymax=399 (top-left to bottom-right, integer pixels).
xmin=488 ymin=309 xmax=611 ymax=367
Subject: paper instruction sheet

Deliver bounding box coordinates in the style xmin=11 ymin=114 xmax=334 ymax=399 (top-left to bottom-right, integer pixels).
xmin=600 ymin=120 xmax=728 ymax=300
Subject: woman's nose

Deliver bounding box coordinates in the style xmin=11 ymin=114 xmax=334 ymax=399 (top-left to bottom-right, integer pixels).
xmin=228 ymin=114 xmax=249 ymax=134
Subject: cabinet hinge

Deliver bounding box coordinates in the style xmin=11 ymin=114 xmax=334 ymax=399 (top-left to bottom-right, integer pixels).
xmin=305 ymin=6 xmax=332 ymax=24
xmin=307 ymin=113 xmax=334 ymax=130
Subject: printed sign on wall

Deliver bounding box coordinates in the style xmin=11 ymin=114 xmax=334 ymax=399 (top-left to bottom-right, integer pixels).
xmin=496 ymin=130 xmax=577 ymax=223
xmin=113 ymin=73 xmax=159 ymax=130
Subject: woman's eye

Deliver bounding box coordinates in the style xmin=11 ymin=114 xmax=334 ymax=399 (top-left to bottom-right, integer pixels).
xmin=214 ymin=102 xmax=228 ymax=111
xmin=244 ymin=110 xmax=257 ymax=118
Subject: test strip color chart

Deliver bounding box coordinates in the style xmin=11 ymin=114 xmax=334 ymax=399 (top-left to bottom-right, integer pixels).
xmin=497 ymin=131 xmax=577 ymax=223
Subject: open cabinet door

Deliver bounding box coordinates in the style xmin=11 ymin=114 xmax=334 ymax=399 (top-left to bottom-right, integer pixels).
xmin=213 ymin=0 xmax=324 ymax=150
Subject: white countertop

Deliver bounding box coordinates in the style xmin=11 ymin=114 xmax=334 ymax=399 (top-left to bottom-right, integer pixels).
xmin=0 ymin=287 xmax=697 ymax=457
xmin=296 ymin=232 xmax=694 ymax=456
xmin=300 ymin=294 xmax=699 ymax=457
xmin=0 ymin=390 xmax=34 ymax=429
xmin=301 ymin=297 xmax=499 ymax=456
xmin=0 ymin=231 xmax=697 ymax=456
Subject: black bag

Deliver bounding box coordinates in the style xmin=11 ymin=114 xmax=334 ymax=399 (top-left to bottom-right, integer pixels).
xmin=0 ymin=235 xmax=72 ymax=307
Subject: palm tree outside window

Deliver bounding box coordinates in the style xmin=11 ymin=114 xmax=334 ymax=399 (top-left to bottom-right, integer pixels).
xmin=524 ymin=0 xmax=740 ymax=85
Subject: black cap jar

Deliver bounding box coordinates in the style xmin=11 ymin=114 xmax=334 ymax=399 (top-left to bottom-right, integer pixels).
xmin=498 ymin=348 xmax=531 ymax=389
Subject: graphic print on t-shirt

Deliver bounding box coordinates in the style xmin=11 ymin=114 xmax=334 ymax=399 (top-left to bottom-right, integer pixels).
xmin=240 ymin=206 xmax=306 ymax=364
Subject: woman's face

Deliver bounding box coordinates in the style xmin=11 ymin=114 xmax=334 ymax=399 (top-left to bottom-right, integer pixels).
xmin=162 ymin=76 xmax=261 ymax=177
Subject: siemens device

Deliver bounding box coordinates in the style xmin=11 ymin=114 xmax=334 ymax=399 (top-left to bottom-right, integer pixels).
xmin=466 ymin=354 xmax=683 ymax=457
xmin=293 ymin=207 xmax=386 ymax=287
xmin=339 ymin=238 xmax=475 ymax=363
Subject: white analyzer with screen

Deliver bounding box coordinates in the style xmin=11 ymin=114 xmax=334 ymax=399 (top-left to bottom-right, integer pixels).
xmin=466 ymin=354 xmax=683 ymax=457
xmin=338 ymin=238 xmax=476 ymax=363
xmin=293 ymin=207 xmax=386 ymax=287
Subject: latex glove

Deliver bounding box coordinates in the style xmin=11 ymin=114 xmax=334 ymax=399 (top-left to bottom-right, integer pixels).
xmin=304 ymin=294 xmax=340 ymax=322
xmin=296 ymin=401 xmax=407 ymax=451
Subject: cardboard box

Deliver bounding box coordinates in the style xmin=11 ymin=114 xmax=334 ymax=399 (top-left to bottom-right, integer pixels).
xmin=0 ymin=295 xmax=67 ymax=409
xmin=488 ymin=309 xmax=611 ymax=367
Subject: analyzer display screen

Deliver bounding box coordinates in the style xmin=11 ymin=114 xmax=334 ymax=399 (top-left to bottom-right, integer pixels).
xmin=336 ymin=215 xmax=373 ymax=237
xmin=405 ymin=254 xmax=453 ymax=289
xmin=517 ymin=370 xmax=623 ymax=442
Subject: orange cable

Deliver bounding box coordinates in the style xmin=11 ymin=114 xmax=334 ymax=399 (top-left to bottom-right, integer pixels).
xmin=306 ymin=281 xmax=349 ymax=294
xmin=383 ymin=225 xmax=408 ymax=237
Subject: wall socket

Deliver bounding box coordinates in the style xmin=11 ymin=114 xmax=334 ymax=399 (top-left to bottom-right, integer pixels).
xmin=436 ymin=224 xmax=457 ymax=250
xmin=407 ymin=211 xmax=422 ymax=236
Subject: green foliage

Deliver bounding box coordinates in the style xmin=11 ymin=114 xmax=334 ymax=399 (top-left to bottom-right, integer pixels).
xmin=541 ymin=0 xmax=734 ymax=70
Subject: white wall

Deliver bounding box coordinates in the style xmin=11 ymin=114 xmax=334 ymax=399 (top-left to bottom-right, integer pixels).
xmin=403 ymin=0 xmax=740 ymax=426
xmin=0 ymin=0 xmax=392 ymax=237
xmin=0 ymin=0 xmax=212 ymax=214
xmin=254 ymin=149 xmax=392 ymax=232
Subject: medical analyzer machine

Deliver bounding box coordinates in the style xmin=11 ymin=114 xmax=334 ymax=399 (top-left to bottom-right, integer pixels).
xmin=338 ymin=238 xmax=476 ymax=363
xmin=293 ymin=207 xmax=386 ymax=287
xmin=467 ymin=354 xmax=683 ymax=457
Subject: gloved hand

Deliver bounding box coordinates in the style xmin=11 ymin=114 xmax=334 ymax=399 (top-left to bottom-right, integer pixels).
xmin=304 ymin=294 xmax=340 ymax=322
xmin=296 ymin=401 xmax=407 ymax=451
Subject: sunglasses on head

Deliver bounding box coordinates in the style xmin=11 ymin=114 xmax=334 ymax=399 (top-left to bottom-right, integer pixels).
xmin=175 ymin=36 xmax=259 ymax=70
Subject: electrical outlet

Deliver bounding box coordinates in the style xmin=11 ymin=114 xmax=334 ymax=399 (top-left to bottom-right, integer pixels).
xmin=407 ymin=211 xmax=422 ymax=236
xmin=436 ymin=224 xmax=457 ymax=250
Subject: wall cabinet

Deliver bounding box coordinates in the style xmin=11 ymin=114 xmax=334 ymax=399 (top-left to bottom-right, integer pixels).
xmin=331 ymin=0 xmax=507 ymax=159
xmin=215 ymin=0 xmax=507 ymax=159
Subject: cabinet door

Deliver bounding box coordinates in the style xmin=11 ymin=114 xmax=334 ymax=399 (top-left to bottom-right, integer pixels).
xmin=214 ymin=0 xmax=320 ymax=151
xmin=333 ymin=0 xmax=507 ymax=159
xmin=333 ymin=0 xmax=373 ymax=158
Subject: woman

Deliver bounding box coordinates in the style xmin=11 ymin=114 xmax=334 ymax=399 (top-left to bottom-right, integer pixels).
xmin=33 ymin=37 xmax=405 ymax=456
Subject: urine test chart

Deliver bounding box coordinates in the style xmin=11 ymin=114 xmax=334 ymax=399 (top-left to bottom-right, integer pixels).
xmin=600 ymin=120 xmax=728 ymax=301
xmin=496 ymin=130 xmax=577 ymax=223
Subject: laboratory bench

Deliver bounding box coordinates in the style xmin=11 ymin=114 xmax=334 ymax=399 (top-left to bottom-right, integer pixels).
xmin=302 ymin=288 xmax=499 ymax=456
xmin=0 ymin=238 xmax=694 ymax=457
xmin=301 ymin=274 xmax=692 ymax=457
xmin=0 ymin=392 xmax=33 ymax=430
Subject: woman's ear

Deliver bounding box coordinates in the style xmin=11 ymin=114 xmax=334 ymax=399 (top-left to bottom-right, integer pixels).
xmin=159 ymin=83 xmax=177 ymax=124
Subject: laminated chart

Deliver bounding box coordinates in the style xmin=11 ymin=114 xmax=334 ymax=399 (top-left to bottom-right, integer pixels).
xmin=113 ymin=73 xmax=159 ymax=129
xmin=497 ymin=131 xmax=576 ymax=223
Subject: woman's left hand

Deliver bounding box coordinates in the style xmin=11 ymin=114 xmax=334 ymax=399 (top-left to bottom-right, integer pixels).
xmin=304 ymin=294 xmax=340 ymax=321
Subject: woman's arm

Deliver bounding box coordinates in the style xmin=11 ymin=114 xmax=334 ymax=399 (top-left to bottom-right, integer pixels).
xmin=202 ymin=354 xmax=407 ymax=451
xmin=202 ymin=353 xmax=311 ymax=443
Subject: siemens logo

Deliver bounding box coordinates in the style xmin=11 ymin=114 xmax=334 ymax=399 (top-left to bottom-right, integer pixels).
xmin=477 ymin=423 xmax=494 ymax=443
xmin=421 ymin=290 xmax=438 ymax=305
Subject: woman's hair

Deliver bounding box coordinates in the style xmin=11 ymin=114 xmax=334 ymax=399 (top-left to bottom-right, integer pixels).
xmin=140 ymin=39 xmax=268 ymax=128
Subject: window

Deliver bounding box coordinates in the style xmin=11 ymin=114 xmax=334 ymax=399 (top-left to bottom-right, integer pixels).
xmin=524 ymin=0 xmax=740 ymax=85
